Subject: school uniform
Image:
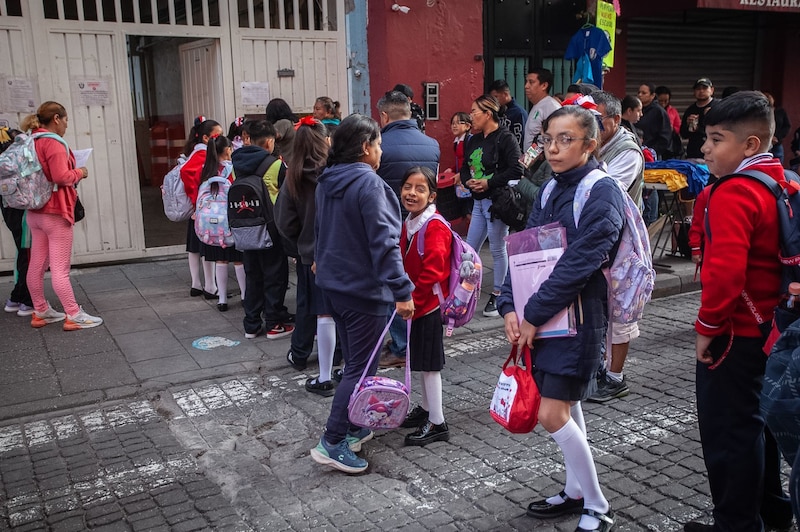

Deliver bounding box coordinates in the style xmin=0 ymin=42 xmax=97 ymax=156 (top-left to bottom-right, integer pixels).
xmin=400 ymin=206 xmax=451 ymax=372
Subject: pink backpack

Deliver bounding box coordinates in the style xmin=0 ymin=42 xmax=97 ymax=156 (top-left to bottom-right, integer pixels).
xmin=416 ymin=214 xmax=482 ymax=336
xmin=194 ymin=176 xmax=235 ymax=248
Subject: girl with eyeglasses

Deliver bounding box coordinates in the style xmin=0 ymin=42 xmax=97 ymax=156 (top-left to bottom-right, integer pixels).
xmin=496 ymin=105 xmax=625 ymax=532
xmin=461 ymin=95 xmax=523 ymax=318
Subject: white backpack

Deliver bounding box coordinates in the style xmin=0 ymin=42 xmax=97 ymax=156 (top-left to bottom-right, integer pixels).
xmin=540 ymin=168 xmax=655 ymax=324
xmin=161 ymin=153 xmax=193 ymax=222
xmin=194 ymin=176 xmax=234 ymax=248
xmin=0 ymin=132 xmax=69 ymax=210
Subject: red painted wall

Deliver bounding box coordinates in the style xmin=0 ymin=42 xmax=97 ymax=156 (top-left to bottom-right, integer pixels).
xmin=367 ymin=0 xmax=484 ymax=171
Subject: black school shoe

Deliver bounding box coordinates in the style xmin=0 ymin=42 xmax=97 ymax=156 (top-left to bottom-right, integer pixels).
xmin=401 ymin=405 xmax=429 ymax=428
xmin=286 ymin=349 xmax=307 ymax=371
xmin=305 ymin=377 xmax=335 ymax=397
xmin=575 ymin=507 xmax=614 ymax=532
xmin=404 ymin=421 xmax=449 ymax=446
xmin=526 ymin=491 xmax=584 ymax=518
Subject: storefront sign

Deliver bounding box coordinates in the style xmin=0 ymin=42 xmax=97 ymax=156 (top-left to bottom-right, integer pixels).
xmin=698 ymin=0 xmax=800 ymax=11
xmin=596 ymin=1 xmax=616 ymax=68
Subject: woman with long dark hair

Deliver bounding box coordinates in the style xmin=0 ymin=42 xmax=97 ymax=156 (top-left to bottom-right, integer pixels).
xmin=309 ymin=114 xmax=414 ymax=474
xmin=275 ymin=117 xmax=336 ymax=394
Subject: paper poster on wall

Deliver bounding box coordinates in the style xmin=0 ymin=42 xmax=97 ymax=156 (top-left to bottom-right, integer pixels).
xmin=241 ymin=82 xmax=270 ymax=106
xmin=1 ymin=78 xmax=38 ymax=113
xmin=596 ymin=1 xmax=616 ymax=68
xmin=72 ymin=78 xmax=112 ymax=107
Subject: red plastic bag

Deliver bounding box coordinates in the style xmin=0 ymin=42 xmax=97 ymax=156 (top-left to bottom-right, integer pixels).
xmin=489 ymin=345 xmax=541 ymax=433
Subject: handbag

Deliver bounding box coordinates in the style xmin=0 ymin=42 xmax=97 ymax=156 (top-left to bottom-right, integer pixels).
xmin=348 ymin=310 xmax=411 ymax=430
xmin=74 ymin=196 xmax=85 ymax=222
xmin=489 ymin=344 xmax=541 ymax=434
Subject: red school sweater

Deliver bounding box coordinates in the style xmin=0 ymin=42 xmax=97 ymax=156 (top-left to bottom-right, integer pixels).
xmin=400 ymin=215 xmax=452 ymax=319
xmin=695 ymin=158 xmax=784 ymax=339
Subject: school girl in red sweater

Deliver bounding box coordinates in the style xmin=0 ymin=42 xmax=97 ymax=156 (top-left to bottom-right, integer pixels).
xmin=398 ymin=166 xmax=452 ymax=446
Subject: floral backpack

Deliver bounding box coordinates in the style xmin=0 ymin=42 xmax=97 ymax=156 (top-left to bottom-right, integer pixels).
xmin=0 ymin=132 xmax=68 ymax=210
xmin=540 ymin=168 xmax=655 ymax=324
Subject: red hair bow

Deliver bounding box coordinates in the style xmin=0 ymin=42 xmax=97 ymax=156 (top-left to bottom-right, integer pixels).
xmin=209 ymin=132 xmax=220 ymax=139
xmin=294 ymin=115 xmax=318 ymax=130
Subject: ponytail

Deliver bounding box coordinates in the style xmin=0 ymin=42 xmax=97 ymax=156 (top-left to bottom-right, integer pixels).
xmin=199 ymin=134 xmax=231 ymax=184
xmin=21 ymin=101 xmax=67 ymax=132
xmin=183 ymin=117 xmax=221 ymax=155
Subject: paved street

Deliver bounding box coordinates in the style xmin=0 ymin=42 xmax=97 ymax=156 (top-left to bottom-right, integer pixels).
xmin=0 ymin=254 xmax=788 ymax=531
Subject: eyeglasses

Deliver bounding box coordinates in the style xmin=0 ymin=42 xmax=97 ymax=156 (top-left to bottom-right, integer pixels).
xmin=540 ymin=134 xmax=590 ymax=149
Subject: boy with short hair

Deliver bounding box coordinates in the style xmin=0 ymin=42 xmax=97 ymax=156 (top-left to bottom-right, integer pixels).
xmin=688 ymin=91 xmax=792 ymax=532
xmin=232 ymin=120 xmax=295 ymax=341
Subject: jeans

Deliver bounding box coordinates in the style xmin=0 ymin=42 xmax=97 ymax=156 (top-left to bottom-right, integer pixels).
xmin=324 ymin=303 xmax=390 ymax=443
xmin=466 ymin=198 xmax=508 ymax=293
xmin=387 ymin=307 xmax=406 ymax=358
xmin=642 ymin=188 xmax=659 ymax=226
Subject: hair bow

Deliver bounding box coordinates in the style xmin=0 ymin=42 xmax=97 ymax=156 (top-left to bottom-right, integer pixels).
xmin=209 ymin=132 xmax=220 ymax=139
xmin=194 ymin=115 xmax=206 ymax=127
xmin=561 ymin=95 xmax=604 ymax=131
xmin=234 ymin=116 xmax=245 ymax=127
xmin=294 ymin=115 xmax=318 ymax=130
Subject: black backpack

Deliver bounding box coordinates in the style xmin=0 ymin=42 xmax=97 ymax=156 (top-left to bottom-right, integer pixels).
xmin=228 ymin=155 xmax=279 ymax=251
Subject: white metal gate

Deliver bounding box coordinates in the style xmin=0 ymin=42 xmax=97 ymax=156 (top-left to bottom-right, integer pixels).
xmin=0 ymin=0 xmax=347 ymax=270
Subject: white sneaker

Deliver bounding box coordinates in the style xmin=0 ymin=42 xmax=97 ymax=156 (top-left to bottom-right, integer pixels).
xmin=63 ymin=307 xmax=103 ymax=331
xmin=31 ymin=303 xmax=66 ymax=328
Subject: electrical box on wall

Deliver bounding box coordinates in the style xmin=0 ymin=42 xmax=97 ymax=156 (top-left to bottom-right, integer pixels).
xmin=424 ymin=82 xmax=439 ymax=120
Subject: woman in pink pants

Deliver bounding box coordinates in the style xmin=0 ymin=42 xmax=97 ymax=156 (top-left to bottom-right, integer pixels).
xmin=22 ymin=101 xmax=103 ymax=330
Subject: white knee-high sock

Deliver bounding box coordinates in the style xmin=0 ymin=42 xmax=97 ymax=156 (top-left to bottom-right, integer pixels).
xmin=422 ymin=372 xmax=444 ymax=425
xmin=215 ymin=263 xmax=228 ymax=304
xmin=234 ymin=263 xmax=246 ymax=300
xmin=561 ymin=402 xmax=588 ymax=500
xmin=420 ymin=376 xmax=429 ymax=412
xmin=550 ymin=419 xmax=609 ymax=529
xmin=203 ymin=260 xmax=217 ymax=294
xmin=317 ymin=317 xmax=336 ymax=382
xmin=188 ymin=252 xmax=202 ymax=289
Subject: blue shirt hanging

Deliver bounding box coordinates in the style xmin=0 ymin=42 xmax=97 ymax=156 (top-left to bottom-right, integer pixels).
xmin=565 ymin=26 xmax=612 ymax=89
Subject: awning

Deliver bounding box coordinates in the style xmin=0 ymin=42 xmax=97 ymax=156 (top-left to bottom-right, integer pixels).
xmin=698 ymin=0 xmax=800 ymax=12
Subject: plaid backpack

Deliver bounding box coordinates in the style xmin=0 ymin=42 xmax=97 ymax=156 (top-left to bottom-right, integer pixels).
xmin=0 ymin=132 xmax=69 ymax=209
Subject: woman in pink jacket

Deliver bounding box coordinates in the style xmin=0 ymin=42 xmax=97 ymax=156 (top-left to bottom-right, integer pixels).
xmin=23 ymin=101 xmax=103 ymax=330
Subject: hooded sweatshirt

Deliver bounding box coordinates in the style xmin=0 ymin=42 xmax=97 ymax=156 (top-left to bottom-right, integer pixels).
xmin=275 ymin=165 xmax=321 ymax=265
xmin=315 ymin=162 xmax=413 ymax=315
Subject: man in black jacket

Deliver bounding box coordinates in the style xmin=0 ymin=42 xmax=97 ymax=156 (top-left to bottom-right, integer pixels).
xmin=681 ymin=78 xmax=715 ymax=160
xmin=636 ymin=82 xmax=672 ymax=159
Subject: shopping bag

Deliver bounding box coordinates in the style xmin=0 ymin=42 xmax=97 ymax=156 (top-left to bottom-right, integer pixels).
xmin=489 ymin=345 xmax=540 ymax=433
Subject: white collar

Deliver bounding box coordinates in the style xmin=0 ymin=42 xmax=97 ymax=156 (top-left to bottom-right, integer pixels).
xmin=405 ymin=204 xmax=437 ymax=237
xmin=734 ymin=152 xmax=774 ymax=173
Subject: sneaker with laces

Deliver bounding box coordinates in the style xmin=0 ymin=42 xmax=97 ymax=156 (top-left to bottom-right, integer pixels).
xmin=267 ymin=323 xmax=294 ymax=340
xmin=483 ymin=294 xmax=500 ymax=317
xmin=345 ymin=428 xmax=374 ymax=452
xmin=16 ymin=303 xmax=35 ymax=317
xmin=310 ymin=436 xmax=368 ymax=473
xmin=4 ymin=299 xmax=20 ymax=313
xmin=586 ymin=374 xmax=630 ymax=403
xmin=63 ymin=307 xmax=103 ymax=331
xmin=31 ymin=304 xmax=66 ymax=328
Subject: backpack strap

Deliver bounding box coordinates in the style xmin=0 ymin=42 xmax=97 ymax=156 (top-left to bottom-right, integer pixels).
xmin=415 ymin=213 xmax=451 ymax=306
xmin=32 ymin=132 xmax=70 ymax=192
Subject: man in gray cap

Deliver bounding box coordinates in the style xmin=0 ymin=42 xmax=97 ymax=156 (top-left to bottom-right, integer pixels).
xmin=681 ymin=78 xmax=715 ymax=160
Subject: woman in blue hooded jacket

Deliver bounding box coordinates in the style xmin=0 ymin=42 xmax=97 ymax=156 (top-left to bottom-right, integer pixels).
xmin=497 ymin=105 xmax=624 ymax=532
xmin=309 ymin=114 xmax=415 ymax=474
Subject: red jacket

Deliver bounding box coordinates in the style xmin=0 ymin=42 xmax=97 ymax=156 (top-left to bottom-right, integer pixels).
xmin=180 ymin=147 xmax=207 ymax=206
xmin=688 ymin=184 xmax=710 ymax=260
xmin=696 ymin=157 xmax=784 ymax=338
xmin=400 ymin=215 xmax=452 ymax=319
xmin=31 ymin=128 xmax=83 ymax=224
